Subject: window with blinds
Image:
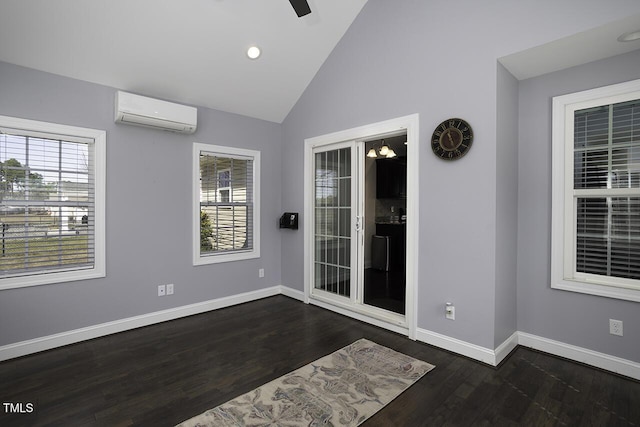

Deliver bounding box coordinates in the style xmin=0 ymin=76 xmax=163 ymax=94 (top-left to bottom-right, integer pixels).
xmin=0 ymin=116 xmax=105 ymax=289
xmin=574 ymin=100 xmax=640 ymax=281
xmin=193 ymin=143 xmax=260 ymax=265
xmin=552 ymin=79 xmax=640 ymax=302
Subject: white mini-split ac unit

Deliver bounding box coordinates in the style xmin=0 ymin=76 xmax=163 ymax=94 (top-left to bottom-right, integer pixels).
xmin=114 ymin=91 xmax=197 ymax=134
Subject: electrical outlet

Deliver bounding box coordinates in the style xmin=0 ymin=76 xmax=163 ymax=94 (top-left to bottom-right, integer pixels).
xmin=259 ymin=268 xmax=265 ymax=278
xmin=445 ymin=303 xmax=455 ymax=320
xmin=166 ymin=284 xmax=174 ymax=295
xmin=158 ymin=284 xmax=166 ymax=297
xmin=609 ymin=319 xmax=623 ymax=336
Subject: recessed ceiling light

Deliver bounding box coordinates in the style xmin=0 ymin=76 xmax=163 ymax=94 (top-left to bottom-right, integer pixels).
xmin=247 ymin=46 xmax=261 ymax=59
xmin=617 ymin=30 xmax=640 ymax=42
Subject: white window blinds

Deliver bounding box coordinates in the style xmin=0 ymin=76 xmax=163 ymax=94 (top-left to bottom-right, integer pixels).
xmin=199 ymin=151 xmax=254 ymax=255
xmin=0 ymin=129 xmax=96 ymax=278
xmin=573 ymin=99 xmax=640 ymax=281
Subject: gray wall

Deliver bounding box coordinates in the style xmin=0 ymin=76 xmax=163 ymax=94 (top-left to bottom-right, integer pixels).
xmin=281 ymin=0 xmax=640 ymax=350
xmin=517 ymin=50 xmax=640 ymax=362
xmin=1 ymin=0 xmax=639 ymax=364
xmin=0 ymin=61 xmax=283 ymax=346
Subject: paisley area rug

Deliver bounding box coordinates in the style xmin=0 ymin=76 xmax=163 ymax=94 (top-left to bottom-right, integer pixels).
xmin=176 ymin=338 xmax=435 ymax=427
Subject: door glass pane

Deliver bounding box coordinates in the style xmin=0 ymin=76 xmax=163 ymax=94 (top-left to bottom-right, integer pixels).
xmin=314 ymin=147 xmax=351 ymax=297
xmin=339 ymin=177 xmax=350 ymax=207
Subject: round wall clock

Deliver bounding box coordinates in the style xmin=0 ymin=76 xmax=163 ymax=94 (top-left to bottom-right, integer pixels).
xmin=431 ymin=118 xmax=473 ymax=161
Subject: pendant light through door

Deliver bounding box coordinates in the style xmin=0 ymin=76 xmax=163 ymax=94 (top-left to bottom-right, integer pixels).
xmin=366 ymin=139 xmax=396 ymax=158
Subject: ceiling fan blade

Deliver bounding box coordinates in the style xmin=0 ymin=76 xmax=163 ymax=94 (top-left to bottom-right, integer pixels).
xmin=289 ymin=0 xmax=311 ymax=17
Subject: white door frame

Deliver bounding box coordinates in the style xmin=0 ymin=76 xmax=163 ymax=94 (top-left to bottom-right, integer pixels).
xmin=303 ymin=114 xmax=419 ymax=340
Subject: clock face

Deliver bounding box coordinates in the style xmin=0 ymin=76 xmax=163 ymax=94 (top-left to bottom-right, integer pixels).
xmin=431 ymin=118 xmax=473 ymax=160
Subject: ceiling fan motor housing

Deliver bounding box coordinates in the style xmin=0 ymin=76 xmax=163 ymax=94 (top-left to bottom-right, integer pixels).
xmin=289 ymin=0 xmax=311 ymax=17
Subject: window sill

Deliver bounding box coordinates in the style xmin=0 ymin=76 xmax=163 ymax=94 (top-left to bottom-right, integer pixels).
xmin=193 ymin=249 xmax=260 ymax=266
xmin=551 ymin=279 xmax=640 ymax=303
xmin=0 ymin=268 xmax=106 ymax=290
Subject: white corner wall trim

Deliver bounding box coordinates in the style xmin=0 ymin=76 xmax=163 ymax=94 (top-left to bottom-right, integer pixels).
xmin=0 ymin=286 xmax=281 ymax=362
xmin=518 ymin=332 xmax=640 ymax=381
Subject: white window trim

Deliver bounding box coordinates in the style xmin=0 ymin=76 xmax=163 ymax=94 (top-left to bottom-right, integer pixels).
xmin=192 ymin=143 xmax=260 ymax=265
xmin=0 ymin=115 xmax=106 ymax=290
xmin=551 ymin=79 xmax=640 ymax=302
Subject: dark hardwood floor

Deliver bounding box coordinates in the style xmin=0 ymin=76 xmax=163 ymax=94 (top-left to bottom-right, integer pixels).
xmin=1 ymin=295 xmax=639 ymax=426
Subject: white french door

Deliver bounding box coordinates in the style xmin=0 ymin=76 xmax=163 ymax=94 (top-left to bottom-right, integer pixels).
xmin=303 ymin=114 xmax=418 ymax=338
xmin=311 ymin=140 xmax=364 ymax=304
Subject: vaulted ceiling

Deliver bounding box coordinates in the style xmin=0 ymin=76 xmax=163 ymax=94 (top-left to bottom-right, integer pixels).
xmin=0 ymin=1 xmax=639 ymax=124
xmin=0 ymin=0 xmax=368 ymax=123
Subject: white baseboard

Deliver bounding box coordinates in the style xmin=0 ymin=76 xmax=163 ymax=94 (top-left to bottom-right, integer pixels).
xmin=279 ymin=285 xmax=305 ymax=301
xmin=518 ymin=332 xmax=640 ymax=380
xmin=495 ymin=332 xmax=520 ymax=365
xmin=416 ymin=328 xmax=639 ymax=380
xmin=416 ymin=328 xmax=499 ymax=365
xmin=0 ymin=286 xmax=281 ymax=362
xmin=2 ymin=288 xmax=638 ymax=381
